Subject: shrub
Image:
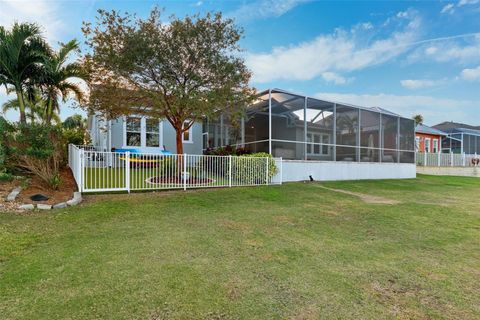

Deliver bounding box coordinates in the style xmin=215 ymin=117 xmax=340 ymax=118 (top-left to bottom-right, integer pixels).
xmin=204 ymin=145 xmax=251 ymax=156
xmin=231 ymin=152 xmax=278 ymax=184
xmin=5 ymin=124 xmax=66 ymax=190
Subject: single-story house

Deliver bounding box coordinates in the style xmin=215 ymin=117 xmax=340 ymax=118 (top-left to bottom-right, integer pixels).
xmin=433 ymin=121 xmax=480 ymax=154
xmin=415 ymin=124 xmax=448 ymax=153
xmin=88 ymin=88 xmax=417 ymax=181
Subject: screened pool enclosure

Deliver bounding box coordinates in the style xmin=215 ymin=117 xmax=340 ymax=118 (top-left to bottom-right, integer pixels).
xmin=204 ymin=89 xmax=415 ymax=163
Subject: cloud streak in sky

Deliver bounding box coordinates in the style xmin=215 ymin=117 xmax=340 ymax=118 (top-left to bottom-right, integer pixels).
xmin=246 ymin=9 xmax=423 ymax=83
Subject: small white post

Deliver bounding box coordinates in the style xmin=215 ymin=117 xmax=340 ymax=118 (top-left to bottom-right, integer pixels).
xmin=463 ymin=152 xmax=466 ymax=167
xmin=450 ymin=151 xmax=453 ymax=167
xmin=78 ymin=148 xmax=84 ymax=192
xmin=125 ymin=151 xmax=130 ymax=193
xmin=437 ymin=151 xmax=440 ymax=167
xmin=228 ymin=155 xmax=232 ymax=188
xmin=266 ymin=157 xmax=269 ymax=185
xmin=183 ymin=153 xmax=187 ymax=191
xmin=280 ymin=157 xmax=283 ymax=185
xmin=423 ymin=152 xmax=427 ymax=167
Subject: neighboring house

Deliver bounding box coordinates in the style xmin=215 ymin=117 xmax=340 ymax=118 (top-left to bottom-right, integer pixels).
xmin=415 ymin=124 xmax=447 ymax=153
xmin=87 ymin=114 xmax=203 ymax=154
xmin=433 ymin=121 xmax=480 ymax=154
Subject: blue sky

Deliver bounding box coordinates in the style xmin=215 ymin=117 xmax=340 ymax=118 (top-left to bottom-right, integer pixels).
xmin=1 ymin=0 xmax=479 ymax=126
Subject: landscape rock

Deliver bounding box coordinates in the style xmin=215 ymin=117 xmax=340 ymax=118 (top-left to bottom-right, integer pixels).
xmin=18 ymin=204 xmax=34 ymax=210
xmin=6 ymin=187 xmax=22 ymax=202
xmin=53 ymin=202 xmax=67 ymax=209
xmin=66 ymin=198 xmax=81 ymax=206
xmin=37 ymin=204 xmax=52 ymax=210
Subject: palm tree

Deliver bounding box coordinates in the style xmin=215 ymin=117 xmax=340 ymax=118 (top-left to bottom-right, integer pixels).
xmin=62 ymin=114 xmax=86 ymax=129
xmin=0 ymin=22 xmax=49 ymax=124
xmin=42 ymin=40 xmax=87 ymax=124
xmin=2 ymin=89 xmax=60 ymax=124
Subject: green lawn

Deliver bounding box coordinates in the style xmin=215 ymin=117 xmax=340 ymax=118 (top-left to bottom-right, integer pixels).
xmin=1 ymin=175 xmax=479 ymax=319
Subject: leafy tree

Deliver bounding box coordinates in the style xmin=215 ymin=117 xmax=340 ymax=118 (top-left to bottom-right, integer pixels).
xmin=0 ymin=22 xmax=49 ymax=124
xmin=82 ymin=8 xmax=253 ymax=154
xmin=413 ymin=114 xmax=423 ymax=125
xmin=42 ymin=40 xmax=87 ymax=124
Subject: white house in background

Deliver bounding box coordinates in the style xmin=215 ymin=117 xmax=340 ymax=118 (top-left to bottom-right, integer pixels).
xmin=87 ymin=114 xmax=204 ymax=154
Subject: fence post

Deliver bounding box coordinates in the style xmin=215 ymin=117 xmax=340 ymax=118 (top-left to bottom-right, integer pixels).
xmin=280 ymin=157 xmax=283 ymax=185
xmin=463 ymin=152 xmax=466 ymax=167
xmin=228 ymin=155 xmax=232 ymax=188
xmin=125 ymin=151 xmax=130 ymax=193
xmin=266 ymin=157 xmax=269 ymax=185
xmin=183 ymin=154 xmax=187 ymax=191
xmin=450 ymin=152 xmax=453 ymax=167
xmin=78 ymin=148 xmax=84 ymax=192
xmin=423 ymin=152 xmax=427 ymax=167
xmin=437 ymin=151 xmax=440 ymax=167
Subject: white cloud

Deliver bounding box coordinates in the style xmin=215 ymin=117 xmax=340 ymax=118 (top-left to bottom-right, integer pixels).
xmin=246 ymin=10 xmax=421 ymax=83
xmin=460 ymin=66 xmax=480 ymax=81
xmin=409 ymin=34 xmax=480 ymax=64
xmin=400 ymin=79 xmax=441 ymax=89
xmin=321 ymin=72 xmax=350 ymax=85
xmin=0 ymin=0 xmax=65 ymax=42
xmin=230 ymin=0 xmax=309 ymax=22
xmin=313 ymin=92 xmax=476 ymax=125
xmin=441 ymin=3 xmax=455 ymax=14
xmin=458 ymin=0 xmax=480 ymax=6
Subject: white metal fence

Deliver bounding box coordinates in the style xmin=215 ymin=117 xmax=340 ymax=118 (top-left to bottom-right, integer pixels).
xmin=416 ymin=152 xmax=480 ymax=167
xmin=68 ymin=144 xmax=282 ymax=193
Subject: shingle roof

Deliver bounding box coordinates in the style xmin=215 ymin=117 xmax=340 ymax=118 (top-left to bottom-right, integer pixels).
xmin=433 ymin=121 xmax=480 ymax=132
xmin=416 ymin=124 xmax=448 ymax=136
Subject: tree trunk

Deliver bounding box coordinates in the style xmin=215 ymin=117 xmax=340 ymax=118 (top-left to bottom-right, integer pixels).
xmin=175 ymin=128 xmax=184 ymax=176
xmin=16 ymin=90 xmax=27 ymax=124
xmin=46 ymin=99 xmax=53 ymax=124
xmin=175 ymin=128 xmax=184 ymax=155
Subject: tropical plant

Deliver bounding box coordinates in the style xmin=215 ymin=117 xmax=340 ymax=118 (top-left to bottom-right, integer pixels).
xmin=82 ymin=8 xmax=253 ymax=155
xmin=4 ymin=123 xmax=66 ymax=189
xmin=413 ymin=114 xmax=423 ymax=125
xmin=2 ymin=88 xmax=60 ymax=124
xmin=0 ymin=22 xmax=49 ymax=124
xmin=42 ymin=40 xmax=87 ymax=124
xmin=62 ymin=113 xmax=86 ymax=129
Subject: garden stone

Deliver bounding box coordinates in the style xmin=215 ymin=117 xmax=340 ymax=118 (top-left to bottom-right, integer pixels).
xmin=53 ymin=202 xmax=67 ymax=209
xmin=37 ymin=204 xmax=52 ymax=210
xmin=6 ymin=187 xmax=22 ymax=202
xmin=67 ymin=198 xmax=81 ymax=206
xmin=18 ymin=204 xmax=34 ymax=210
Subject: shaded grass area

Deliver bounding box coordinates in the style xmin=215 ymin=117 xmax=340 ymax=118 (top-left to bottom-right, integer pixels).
xmin=0 ymin=175 xmax=479 ymax=319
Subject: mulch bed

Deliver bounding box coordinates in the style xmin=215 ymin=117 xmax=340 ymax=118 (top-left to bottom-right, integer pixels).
xmin=16 ymin=168 xmax=77 ymax=206
xmin=0 ymin=179 xmax=22 ymax=212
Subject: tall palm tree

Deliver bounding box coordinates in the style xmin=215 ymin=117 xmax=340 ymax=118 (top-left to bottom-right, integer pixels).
xmin=0 ymin=22 xmax=49 ymax=124
xmin=2 ymin=89 xmax=60 ymax=124
xmin=42 ymin=40 xmax=87 ymax=124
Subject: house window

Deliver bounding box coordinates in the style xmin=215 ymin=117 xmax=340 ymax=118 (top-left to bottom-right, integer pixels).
xmin=432 ymin=139 xmax=438 ymax=153
xmin=307 ymin=133 xmax=330 ymax=155
xmin=146 ymin=118 xmax=160 ymax=147
xmin=183 ymin=122 xmax=193 ymax=143
xmin=126 ymin=117 xmax=141 ymax=147
xmin=425 ymin=138 xmax=431 ymax=153
xmin=415 ymin=137 xmax=420 ymax=151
